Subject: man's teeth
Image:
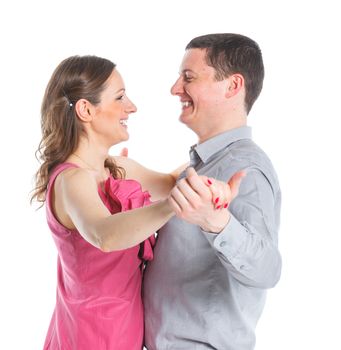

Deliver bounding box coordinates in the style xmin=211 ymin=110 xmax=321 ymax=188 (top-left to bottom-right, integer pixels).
xmin=120 ymin=120 xmax=127 ymax=126
xmin=182 ymin=101 xmax=192 ymax=108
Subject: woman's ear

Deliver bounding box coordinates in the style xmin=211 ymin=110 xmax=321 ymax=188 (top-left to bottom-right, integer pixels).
xmin=75 ymin=99 xmax=93 ymax=122
xmin=225 ymin=74 xmax=244 ymax=98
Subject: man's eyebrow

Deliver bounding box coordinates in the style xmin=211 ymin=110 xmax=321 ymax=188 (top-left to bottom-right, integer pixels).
xmin=179 ymin=69 xmax=195 ymax=75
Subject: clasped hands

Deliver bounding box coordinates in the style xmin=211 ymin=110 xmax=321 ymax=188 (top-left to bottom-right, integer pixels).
xmin=168 ymin=167 xmax=245 ymax=233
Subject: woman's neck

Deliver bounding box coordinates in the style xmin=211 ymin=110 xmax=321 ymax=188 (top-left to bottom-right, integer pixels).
xmin=67 ymin=140 xmax=109 ymax=178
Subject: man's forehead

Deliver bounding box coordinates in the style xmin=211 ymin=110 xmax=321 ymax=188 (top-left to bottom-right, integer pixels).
xmin=182 ymin=48 xmax=206 ymax=63
xmin=179 ymin=49 xmax=211 ymax=74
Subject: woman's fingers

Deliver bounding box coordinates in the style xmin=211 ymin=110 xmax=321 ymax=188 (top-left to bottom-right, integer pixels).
xmin=195 ymin=169 xmax=246 ymax=210
xmin=228 ymin=171 xmax=246 ymax=199
xmin=205 ymin=177 xmax=230 ymax=209
xmin=204 ymin=171 xmax=246 ymax=209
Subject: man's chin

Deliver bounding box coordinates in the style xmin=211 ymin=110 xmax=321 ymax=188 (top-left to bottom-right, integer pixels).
xmin=179 ymin=113 xmax=194 ymax=125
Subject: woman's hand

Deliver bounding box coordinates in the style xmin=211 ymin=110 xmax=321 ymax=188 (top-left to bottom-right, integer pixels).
xmin=168 ymin=167 xmax=246 ymax=233
xmin=203 ymin=170 xmax=246 ymax=209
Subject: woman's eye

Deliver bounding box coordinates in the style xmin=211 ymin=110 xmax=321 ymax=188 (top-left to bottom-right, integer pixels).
xmin=116 ymin=95 xmax=124 ymax=101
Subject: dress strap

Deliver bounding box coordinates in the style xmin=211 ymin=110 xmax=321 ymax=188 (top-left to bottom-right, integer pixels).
xmin=46 ymin=163 xmax=79 ymax=217
xmin=47 ymin=163 xmax=79 ymax=192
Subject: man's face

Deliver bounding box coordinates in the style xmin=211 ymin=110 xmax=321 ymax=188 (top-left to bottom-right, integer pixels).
xmin=171 ymin=48 xmax=229 ymax=141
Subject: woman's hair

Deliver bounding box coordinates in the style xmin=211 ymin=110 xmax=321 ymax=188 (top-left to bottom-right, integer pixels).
xmin=31 ymin=55 xmax=125 ymax=205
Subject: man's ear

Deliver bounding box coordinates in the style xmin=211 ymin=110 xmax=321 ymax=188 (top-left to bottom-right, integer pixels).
xmin=75 ymin=98 xmax=94 ymax=122
xmin=225 ymin=74 xmax=244 ymax=98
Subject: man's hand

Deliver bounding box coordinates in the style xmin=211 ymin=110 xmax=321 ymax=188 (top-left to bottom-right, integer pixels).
xmin=119 ymin=147 xmax=128 ymax=157
xmin=168 ymin=167 xmax=245 ymax=233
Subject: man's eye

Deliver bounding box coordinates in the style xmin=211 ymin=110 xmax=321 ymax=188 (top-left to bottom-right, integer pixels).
xmin=184 ymin=76 xmax=193 ymax=82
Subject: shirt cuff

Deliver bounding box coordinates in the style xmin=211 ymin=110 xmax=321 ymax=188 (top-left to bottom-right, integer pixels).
xmin=201 ymin=214 xmax=249 ymax=258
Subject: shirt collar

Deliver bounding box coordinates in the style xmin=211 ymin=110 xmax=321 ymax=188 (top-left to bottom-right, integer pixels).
xmin=191 ymin=126 xmax=252 ymax=164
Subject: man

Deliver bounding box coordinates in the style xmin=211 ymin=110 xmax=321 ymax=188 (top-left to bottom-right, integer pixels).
xmin=143 ymin=33 xmax=282 ymax=350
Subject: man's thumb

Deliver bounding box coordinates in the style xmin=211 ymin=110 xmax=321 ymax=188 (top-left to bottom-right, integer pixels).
xmin=120 ymin=147 xmax=128 ymax=157
xmin=186 ymin=167 xmax=198 ymax=177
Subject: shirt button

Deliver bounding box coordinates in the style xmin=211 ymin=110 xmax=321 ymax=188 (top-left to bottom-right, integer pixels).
xmin=219 ymin=241 xmax=227 ymax=247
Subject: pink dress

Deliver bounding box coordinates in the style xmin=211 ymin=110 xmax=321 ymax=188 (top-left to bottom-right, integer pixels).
xmin=43 ymin=163 xmax=155 ymax=350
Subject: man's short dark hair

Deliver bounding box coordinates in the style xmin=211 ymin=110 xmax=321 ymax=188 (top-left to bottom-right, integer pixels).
xmin=186 ymin=33 xmax=264 ymax=114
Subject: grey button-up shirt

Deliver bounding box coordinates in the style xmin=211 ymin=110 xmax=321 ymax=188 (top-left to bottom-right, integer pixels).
xmin=143 ymin=126 xmax=281 ymax=350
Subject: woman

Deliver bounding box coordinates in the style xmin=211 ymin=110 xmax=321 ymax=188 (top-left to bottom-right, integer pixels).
xmin=32 ymin=55 xmax=240 ymax=349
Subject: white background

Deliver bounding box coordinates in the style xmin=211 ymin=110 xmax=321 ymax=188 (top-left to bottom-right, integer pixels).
xmin=1 ymin=0 xmax=340 ymax=349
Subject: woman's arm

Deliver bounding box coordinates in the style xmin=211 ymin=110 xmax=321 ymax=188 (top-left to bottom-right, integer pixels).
xmin=114 ymin=156 xmax=188 ymax=201
xmin=59 ymin=168 xmax=174 ymax=252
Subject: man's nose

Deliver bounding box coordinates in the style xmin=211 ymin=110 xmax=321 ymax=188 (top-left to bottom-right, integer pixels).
xmin=170 ymin=77 xmax=183 ymax=96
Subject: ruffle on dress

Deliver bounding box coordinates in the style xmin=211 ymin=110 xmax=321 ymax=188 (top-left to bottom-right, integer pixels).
xmin=99 ymin=176 xmax=156 ymax=261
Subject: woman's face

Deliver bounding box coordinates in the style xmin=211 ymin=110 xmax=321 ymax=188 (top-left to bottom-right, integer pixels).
xmin=92 ymin=69 xmax=137 ymax=146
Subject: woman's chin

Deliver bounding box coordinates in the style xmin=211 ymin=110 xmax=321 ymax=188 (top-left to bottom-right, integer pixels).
xmin=111 ymin=133 xmax=129 ymax=146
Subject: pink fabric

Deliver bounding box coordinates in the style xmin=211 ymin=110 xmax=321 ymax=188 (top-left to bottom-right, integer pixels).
xmin=43 ymin=163 xmax=155 ymax=350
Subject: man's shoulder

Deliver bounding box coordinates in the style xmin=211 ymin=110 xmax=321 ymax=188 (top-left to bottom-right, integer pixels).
xmin=220 ymin=138 xmax=270 ymax=164
xmin=215 ymin=139 xmax=280 ymax=188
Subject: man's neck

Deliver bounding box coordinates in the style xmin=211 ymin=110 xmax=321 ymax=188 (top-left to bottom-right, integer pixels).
xmin=197 ymin=120 xmax=247 ymax=144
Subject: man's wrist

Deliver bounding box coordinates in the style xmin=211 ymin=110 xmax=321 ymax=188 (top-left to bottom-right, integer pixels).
xmin=200 ymin=212 xmax=231 ymax=234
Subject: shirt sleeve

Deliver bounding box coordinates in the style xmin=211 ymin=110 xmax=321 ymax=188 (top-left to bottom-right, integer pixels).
xmin=201 ymin=168 xmax=282 ymax=289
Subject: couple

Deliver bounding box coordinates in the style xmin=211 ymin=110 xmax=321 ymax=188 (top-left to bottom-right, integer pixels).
xmin=32 ymin=33 xmax=281 ymax=350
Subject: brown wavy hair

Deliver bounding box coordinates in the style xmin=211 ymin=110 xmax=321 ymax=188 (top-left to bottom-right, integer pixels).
xmin=31 ymin=55 xmax=125 ymax=205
